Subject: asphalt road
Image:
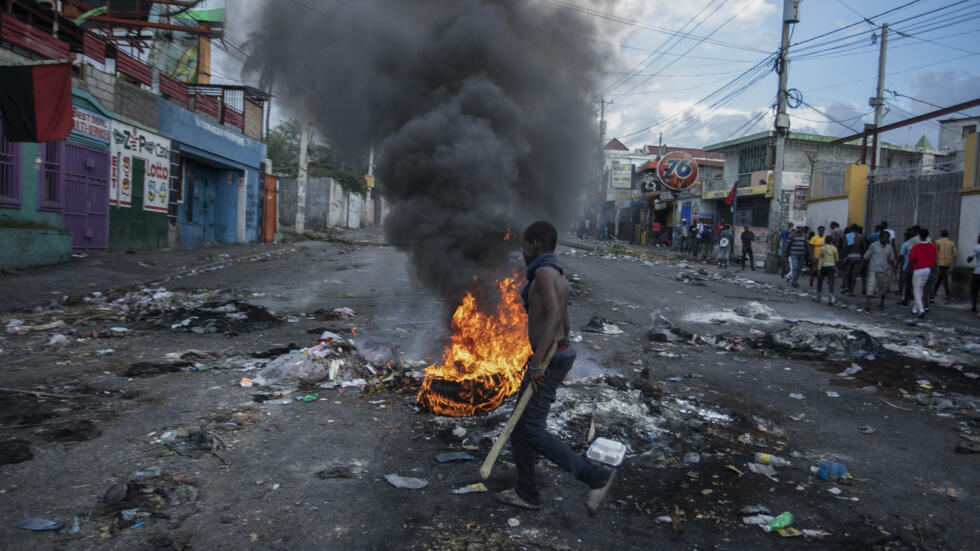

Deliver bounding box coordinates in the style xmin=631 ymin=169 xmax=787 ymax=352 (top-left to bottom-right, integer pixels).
xmin=0 ymin=235 xmax=977 ymax=550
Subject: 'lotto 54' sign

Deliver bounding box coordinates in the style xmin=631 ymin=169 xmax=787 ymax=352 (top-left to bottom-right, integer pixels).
xmin=657 ymin=151 xmax=699 ymax=191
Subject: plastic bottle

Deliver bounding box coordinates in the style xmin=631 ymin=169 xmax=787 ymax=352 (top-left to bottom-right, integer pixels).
xmin=754 ymin=452 xmax=791 ymax=467
xmin=762 ymin=512 xmax=793 ymax=532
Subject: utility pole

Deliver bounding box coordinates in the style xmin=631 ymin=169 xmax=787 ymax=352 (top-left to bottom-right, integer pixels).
xmin=870 ymin=23 xmax=888 ymax=171
xmin=295 ymin=117 xmax=311 ymax=234
xmin=595 ymin=95 xmax=614 ymax=237
xmin=597 ymin=95 xmax=613 ymax=146
xmin=768 ymin=0 xmax=800 ymax=272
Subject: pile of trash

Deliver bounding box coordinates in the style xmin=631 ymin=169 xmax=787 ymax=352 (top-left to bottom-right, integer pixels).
xmin=767 ymin=321 xmax=884 ymax=361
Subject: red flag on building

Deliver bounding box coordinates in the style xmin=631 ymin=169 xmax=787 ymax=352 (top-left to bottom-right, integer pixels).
xmin=722 ymin=181 xmax=738 ymax=205
xmin=0 ymin=63 xmax=73 ymax=142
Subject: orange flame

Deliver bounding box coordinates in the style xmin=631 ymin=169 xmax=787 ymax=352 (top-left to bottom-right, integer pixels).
xmin=417 ymin=275 xmax=532 ymax=417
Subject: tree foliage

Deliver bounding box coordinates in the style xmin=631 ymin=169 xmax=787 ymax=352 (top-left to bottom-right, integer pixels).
xmin=267 ymin=119 xmax=369 ymax=195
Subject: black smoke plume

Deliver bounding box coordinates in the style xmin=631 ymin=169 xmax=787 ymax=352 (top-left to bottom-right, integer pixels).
xmin=247 ymin=0 xmax=604 ymax=305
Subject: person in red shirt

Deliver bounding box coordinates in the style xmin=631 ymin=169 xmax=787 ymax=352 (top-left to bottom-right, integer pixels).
xmin=907 ymin=228 xmax=937 ymax=318
xmin=651 ymin=221 xmax=661 ymax=247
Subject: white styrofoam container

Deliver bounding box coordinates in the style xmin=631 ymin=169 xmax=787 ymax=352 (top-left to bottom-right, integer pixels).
xmin=586 ymin=437 xmax=626 ymax=467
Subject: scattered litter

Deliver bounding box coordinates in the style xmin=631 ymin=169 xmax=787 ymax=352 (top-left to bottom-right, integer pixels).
xmin=385 ymin=474 xmax=428 ymax=489
xmin=96 ymin=349 xmax=116 ymax=356
xmin=817 ymin=460 xmax=847 ymax=481
xmin=69 ymin=516 xmax=80 ymax=534
xmin=747 ymin=463 xmax=776 ymax=476
xmin=451 ymin=427 xmax=467 ymax=438
xmin=452 ymin=483 xmax=488 ymax=494
xmin=239 ymin=378 xmax=253 ymax=388
xmin=655 ymin=515 xmax=673 ymax=524
xmin=827 ymin=487 xmax=842 ymax=495
xmin=683 ymin=452 xmax=701 ymax=464
xmin=762 ymin=512 xmax=794 ymax=533
xmin=507 ymin=518 xmax=520 ymax=528
xmin=839 ymin=363 xmax=862 ymax=377
xmin=584 ymin=315 xmax=623 ymax=335
xmin=789 ymin=393 xmax=805 ymax=400
xmin=319 ymin=331 xmax=344 ymax=343
xmin=743 ymin=515 xmax=775 ymax=526
xmin=586 ymin=438 xmax=627 ymax=467
xmin=17 ymin=518 xmax=64 ymax=531
xmin=754 ymin=453 xmax=790 ymax=467
xmin=665 ymin=376 xmax=684 ymax=382
xmin=826 ymin=391 xmax=840 ymax=398
xmin=333 ymin=307 xmax=356 ymax=319
xmin=436 ymin=452 xmax=474 ymax=463
xmin=790 ymin=414 xmax=806 ymax=421
xmin=46 ymin=333 xmax=70 ymax=346
xmin=802 ymin=529 xmax=832 ymax=538
xmin=740 ymin=505 xmax=771 ymax=515
xmin=859 ymin=425 xmax=876 ymax=435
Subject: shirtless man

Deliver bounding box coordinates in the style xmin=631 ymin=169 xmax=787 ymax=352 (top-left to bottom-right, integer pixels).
xmin=495 ymin=221 xmax=614 ymax=514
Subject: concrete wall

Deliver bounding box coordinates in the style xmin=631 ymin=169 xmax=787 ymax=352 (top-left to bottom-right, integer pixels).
xmin=277 ymin=177 xmax=364 ymax=231
xmin=806 ymin=198 xmax=848 ymax=230
xmin=0 ymin=228 xmax=72 ymax=270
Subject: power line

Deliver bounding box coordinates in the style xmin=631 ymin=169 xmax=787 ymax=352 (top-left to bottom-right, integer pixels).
xmin=539 ymin=0 xmax=769 ymax=54
xmin=614 ymin=0 xmax=759 ymax=98
xmin=601 ymin=0 xmax=727 ymax=95
xmin=791 ymin=0 xmax=922 ymax=46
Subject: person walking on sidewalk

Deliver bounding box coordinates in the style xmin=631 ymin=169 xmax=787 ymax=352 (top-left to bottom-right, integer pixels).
xmin=496 ymin=221 xmax=614 ymax=513
xmin=779 ymin=222 xmax=793 ymax=276
xmin=717 ymin=224 xmax=733 ymax=269
xmin=907 ymin=228 xmax=937 ymax=318
xmin=933 ymin=230 xmax=958 ymax=302
xmin=786 ymin=225 xmax=808 ymax=288
xmin=814 ymin=239 xmax=840 ymax=304
xmin=968 ymin=234 xmax=980 ymax=315
xmin=740 ymin=226 xmax=755 ymax=270
xmin=863 ymin=231 xmax=895 ymax=310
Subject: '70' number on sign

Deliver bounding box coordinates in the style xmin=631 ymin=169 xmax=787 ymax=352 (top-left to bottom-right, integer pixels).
xmin=664 ymin=158 xmax=694 ymax=179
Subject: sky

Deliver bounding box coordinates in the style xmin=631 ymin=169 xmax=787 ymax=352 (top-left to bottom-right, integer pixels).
xmin=208 ymin=0 xmax=980 ymax=152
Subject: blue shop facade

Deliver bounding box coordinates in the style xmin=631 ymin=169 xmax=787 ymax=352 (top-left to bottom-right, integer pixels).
xmin=156 ymin=100 xmax=265 ymax=248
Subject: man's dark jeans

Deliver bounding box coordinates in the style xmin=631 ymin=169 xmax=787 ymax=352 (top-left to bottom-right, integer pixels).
xmin=511 ymin=345 xmax=607 ymax=505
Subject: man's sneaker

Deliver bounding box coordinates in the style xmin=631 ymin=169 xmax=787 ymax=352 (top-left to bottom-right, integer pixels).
xmin=586 ymin=468 xmax=616 ymax=515
xmin=494 ymin=489 xmax=541 ymax=511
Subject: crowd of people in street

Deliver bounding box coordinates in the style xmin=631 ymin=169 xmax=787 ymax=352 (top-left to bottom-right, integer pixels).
xmin=576 ymin=215 xmax=980 ymax=319
xmin=776 ymin=220 xmax=980 ymax=319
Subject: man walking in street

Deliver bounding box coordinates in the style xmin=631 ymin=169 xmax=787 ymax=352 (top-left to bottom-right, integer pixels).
xmin=808 ymin=226 xmax=826 ymax=287
xmin=651 ymin=220 xmax=661 ymax=247
xmin=907 ymin=228 xmax=937 ymax=318
xmin=843 ymin=224 xmax=867 ymax=296
xmin=785 ymin=225 xmax=808 ymax=288
xmin=933 ymin=230 xmax=958 ymax=302
xmin=814 ymin=239 xmax=840 ymax=304
xmin=863 ymin=231 xmax=895 ymax=310
xmin=496 ymin=221 xmax=614 ymax=513
xmin=740 ymin=226 xmax=755 ymax=270
xmin=680 ymin=220 xmax=690 ymax=253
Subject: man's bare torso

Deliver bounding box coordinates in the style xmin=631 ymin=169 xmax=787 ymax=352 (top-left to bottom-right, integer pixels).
xmin=526 ymin=266 xmax=570 ymax=354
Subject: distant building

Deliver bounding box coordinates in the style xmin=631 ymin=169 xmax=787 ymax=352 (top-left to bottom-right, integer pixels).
xmin=703 ymin=130 xmax=937 ymax=235
xmin=938 ymin=117 xmax=978 ymax=153
xmin=595 ymin=139 xmax=723 ymax=244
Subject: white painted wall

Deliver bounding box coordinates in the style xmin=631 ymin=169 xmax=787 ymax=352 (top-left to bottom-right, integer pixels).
xmin=806 ymin=198 xmax=848 ymax=231
xmin=957 ymin=193 xmax=980 ymax=268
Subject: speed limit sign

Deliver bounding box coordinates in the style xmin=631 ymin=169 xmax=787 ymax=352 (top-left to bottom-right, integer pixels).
xmin=657 ymin=151 xmax=699 ymax=191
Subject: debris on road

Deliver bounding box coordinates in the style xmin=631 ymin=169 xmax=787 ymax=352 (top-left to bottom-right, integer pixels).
xmin=584 ymin=315 xmax=624 ymax=335
xmin=17 ymin=518 xmax=64 ymax=531
xmin=385 ymin=474 xmax=428 ymax=489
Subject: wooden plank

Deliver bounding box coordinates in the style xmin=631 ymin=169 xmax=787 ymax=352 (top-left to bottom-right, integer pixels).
xmin=479 ymin=341 xmax=558 ymax=480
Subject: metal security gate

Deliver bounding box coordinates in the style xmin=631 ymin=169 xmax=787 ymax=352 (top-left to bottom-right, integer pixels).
xmin=865 ymin=171 xmax=962 ymax=239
